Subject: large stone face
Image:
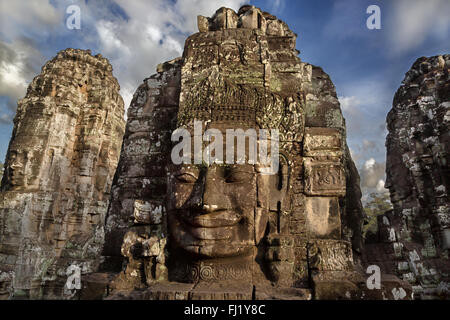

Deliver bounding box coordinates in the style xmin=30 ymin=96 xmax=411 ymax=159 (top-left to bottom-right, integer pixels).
xmin=97 ymin=6 xmax=406 ymax=300
xmin=101 ymin=58 xmax=181 ymax=276
xmin=0 ymin=49 xmax=125 ymax=299
xmin=363 ymin=55 xmax=450 ymax=299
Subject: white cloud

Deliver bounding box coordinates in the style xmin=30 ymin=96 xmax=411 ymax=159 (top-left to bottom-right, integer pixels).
xmin=0 ymin=0 xmax=60 ymax=41
xmin=357 ymin=144 xmax=387 ymax=191
xmin=388 ymin=0 xmax=450 ymax=55
xmin=362 ymin=139 xmax=376 ymax=152
xmin=338 ymin=76 xmax=393 ymax=173
xmin=0 ymin=113 xmax=13 ymax=124
xmin=0 ymin=57 xmax=26 ymax=90
xmin=364 ymin=158 xmax=376 ymax=170
xmin=96 ymin=20 xmax=129 ymax=54
xmin=376 ymin=179 xmax=386 ymax=192
xmin=359 ymin=158 xmax=388 ymax=196
xmin=323 ymin=0 xmax=450 ymax=55
xmin=0 ymin=0 xmax=247 ymax=121
xmin=0 ymin=0 xmax=64 ymax=122
xmin=339 ymin=96 xmax=361 ymax=115
xmin=338 ymin=95 xmax=364 ymax=139
xmin=349 ymin=147 xmax=357 ymax=160
xmin=0 ymin=39 xmax=44 ymax=111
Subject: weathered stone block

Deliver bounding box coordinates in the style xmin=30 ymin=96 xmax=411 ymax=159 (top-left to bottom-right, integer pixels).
xmin=290 ymin=220 xmax=307 ymax=236
xmin=303 ymin=127 xmax=343 ymax=157
xmin=305 ymin=197 xmax=341 ymax=239
xmin=308 ymin=240 xmax=354 ymax=271
xmin=197 ymin=15 xmax=209 ymax=33
xmin=239 ymin=8 xmax=258 ymax=29
xmin=304 ymin=158 xmax=346 ymax=196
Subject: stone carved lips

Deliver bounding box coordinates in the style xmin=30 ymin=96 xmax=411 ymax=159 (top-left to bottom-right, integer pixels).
xmin=182 ymin=211 xmax=242 ymax=240
xmin=175 ymin=200 xmax=245 ymax=242
xmin=187 ymin=209 xmax=242 ymax=229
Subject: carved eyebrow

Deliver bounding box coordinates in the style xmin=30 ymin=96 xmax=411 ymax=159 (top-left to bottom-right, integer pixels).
xmin=224 ymin=169 xmax=254 ymax=184
xmin=226 ymin=164 xmax=255 ymax=173
xmin=222 ymin=166 xmax=255 ymax=180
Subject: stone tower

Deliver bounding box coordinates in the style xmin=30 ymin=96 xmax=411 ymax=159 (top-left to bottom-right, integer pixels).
xmin=96 ymin=6 xmax=410 ymax=300
xmin=363 ymin=55 xmax=450 ymax=299
xmin=0 ymin=49 xmax=125 ymax=299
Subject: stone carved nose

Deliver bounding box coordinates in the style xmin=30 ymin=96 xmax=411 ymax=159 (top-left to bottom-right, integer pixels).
xmin=202 ymin=178 xmax=218 ymax=208
xmin=384 ymin=175 xmax=392 ymax=188
xmin=201 ymin=171 xmax=230 ymax=210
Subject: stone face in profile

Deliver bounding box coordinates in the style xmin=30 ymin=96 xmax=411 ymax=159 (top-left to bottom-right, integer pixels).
xmin=2 ymin=111 xmax=50 ymax=191
xmin=3 ymin=149 xmax=27 ymax=188
xmin=362 ymin=55 xmax=450 ymax=300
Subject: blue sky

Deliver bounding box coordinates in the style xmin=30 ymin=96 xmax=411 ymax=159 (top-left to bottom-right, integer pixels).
xmin=0 ymin=0 xmax=449 ymax=197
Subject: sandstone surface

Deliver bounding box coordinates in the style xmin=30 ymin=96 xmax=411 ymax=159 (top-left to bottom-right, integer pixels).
xmin=0 ymin=49 xmax=125 ymax=299
xmin=363 ymin=55 xmax=450 ymax=299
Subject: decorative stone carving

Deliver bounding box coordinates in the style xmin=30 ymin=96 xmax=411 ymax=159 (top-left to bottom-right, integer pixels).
xmin=304 ymin=127 xmax=343 ymax=157
xmin=133 ymin=200 xmax=164 ymax=225
xmin=304 ymin=159 xmax=346 ymax=196
xmin=308 ymin=240 xmax=354 ymax=271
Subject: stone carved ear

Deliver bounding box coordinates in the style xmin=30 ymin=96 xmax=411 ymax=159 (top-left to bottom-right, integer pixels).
xmin=254 ymin=207 xmax=267 ymax=245
xmin=255 ymin=154 xmax=290 ymax=245
xmin=255 ymin=154 xmax=290 ymax=210
xmin=268 ymin=154 xmax=290 ymax=212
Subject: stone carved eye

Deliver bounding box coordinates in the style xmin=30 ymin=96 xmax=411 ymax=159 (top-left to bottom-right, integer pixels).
xmin=175 ymin=173 xmax=198 ymax=184
xmin=224 ymin=169 xmax=253 ymax=183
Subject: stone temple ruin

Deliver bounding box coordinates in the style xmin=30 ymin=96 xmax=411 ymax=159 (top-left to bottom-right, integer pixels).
xmin=0 ymin=6 xmax=447 ymax=300
xmin=0 ymin=49 xmax=125 ymax=299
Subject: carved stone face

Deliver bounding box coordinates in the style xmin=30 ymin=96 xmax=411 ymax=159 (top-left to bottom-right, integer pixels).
xmin=167 ymin=163 xmax=263 ymax=259
xmin=3 ymin=145 xmax=44 ymax=191
xmin=385 ymin=150 xmax=412 ymax=202
xmin=5 ymin=150 xmax=26 ymax=187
